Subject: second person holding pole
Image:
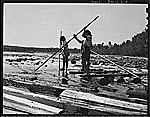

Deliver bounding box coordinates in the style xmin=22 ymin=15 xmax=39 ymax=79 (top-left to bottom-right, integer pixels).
xmin=73 ymin=29 xmax=93 ymax=81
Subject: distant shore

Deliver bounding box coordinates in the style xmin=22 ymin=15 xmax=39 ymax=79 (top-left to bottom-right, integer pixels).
xmin=3 ymin=44 xmax=148 ymax=58
xmin=3 ymin=45 xmax=80 ymax=54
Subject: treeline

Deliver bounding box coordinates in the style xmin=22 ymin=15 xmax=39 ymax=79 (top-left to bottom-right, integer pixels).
xmin=92 ymin=28 xmax=148 ymax=57
xmin=3 ymin=45 xmax=59 ymax=53
xmin=3 ymin=45 xmax=80 ymax=53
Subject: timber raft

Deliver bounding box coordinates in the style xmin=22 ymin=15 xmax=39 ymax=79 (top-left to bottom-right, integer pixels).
xmin=3 ymin=51 xmax=148 ymax=115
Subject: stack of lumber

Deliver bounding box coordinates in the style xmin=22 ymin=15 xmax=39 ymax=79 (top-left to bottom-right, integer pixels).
xmin=3 ymin=86 xmax=63 ymax=115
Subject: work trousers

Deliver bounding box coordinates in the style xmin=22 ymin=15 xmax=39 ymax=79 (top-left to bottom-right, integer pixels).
xmin=82 ymin=57 xmax=90 ymax=76
xmin=62 ymin=56 xmax=69 ymax=77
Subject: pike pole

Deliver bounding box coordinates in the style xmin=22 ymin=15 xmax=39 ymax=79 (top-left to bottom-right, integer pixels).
xmin=58 ymin=31 xmax=62 ymax=76
xmin=90 ymin=50 xmax=140 ymax=78
xmin=34 ymin=16 xmax=100 ymax=72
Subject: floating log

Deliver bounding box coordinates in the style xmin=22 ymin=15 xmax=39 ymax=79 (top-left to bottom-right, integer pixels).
xmin=117 ymin=78 xmax=125 ymax=83
xmin=61 ymin=78 xmax=68 ymax=85
xmin=30 ymin=77 xmax=38 ymax=81
xmin=126 ymin=90 xmax=147 ymax=100
xmin=98 ymin=78 xmax=110 ymax=86
xmin=71 ymin=60 xmax=76 ymax=64
xmin=132 ymin=78 xmax=142 ymax=84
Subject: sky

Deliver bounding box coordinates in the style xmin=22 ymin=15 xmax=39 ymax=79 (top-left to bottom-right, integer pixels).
xmin=4 ymin=3 xmax=148 ymax=49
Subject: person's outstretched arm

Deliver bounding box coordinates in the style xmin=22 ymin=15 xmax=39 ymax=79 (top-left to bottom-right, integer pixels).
xmin=73 ymin=34 xmax=83 ymax=44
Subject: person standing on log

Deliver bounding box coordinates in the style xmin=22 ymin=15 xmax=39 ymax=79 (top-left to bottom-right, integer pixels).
xmin=60 ymin=36 xmax=70 ymax=78
xmin=73 ymin=29 xmax=93 ymax=80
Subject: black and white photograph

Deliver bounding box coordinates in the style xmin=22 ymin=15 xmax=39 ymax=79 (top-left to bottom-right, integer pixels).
xmin=2 ymin=1 xmax=148 ymax=115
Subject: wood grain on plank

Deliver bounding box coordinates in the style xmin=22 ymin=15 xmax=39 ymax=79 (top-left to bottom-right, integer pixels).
xmin=3 ymin=93 xmax=63 ymax=114
xmin=60 ymin=90 xmax=147 ymax=112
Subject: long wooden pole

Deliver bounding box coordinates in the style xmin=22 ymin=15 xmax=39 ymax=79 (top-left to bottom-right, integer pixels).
xmin=34 ymin=16 xmax=100 ymax=72
xmin=58 ymin=31 xmax=62 ymax=76
xmin=90 ymin=50 xmax=140 ymax=78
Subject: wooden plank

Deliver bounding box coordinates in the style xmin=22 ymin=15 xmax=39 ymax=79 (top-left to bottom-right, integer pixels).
xmin=3 ymin=93 xmax=63 ymax=114
xmin=60 ymin=90 xmax=147 ymax=112
xmin=3 ymin=86 xmax=68 ymax=110
xmin=3 ymin=107 xmax=28 ymax=114
xmin=3 ymin=99 xmax=54 ymax=114
xmin=3 ymin=86 xmax=68 ymax=112
xmin=59 ymin=96 xmax=146 ymax=115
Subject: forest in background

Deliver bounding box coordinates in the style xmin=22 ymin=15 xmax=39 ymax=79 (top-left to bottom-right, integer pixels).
xmin=3 ymin=28 xmax=148 ymax=57
xmin=92 ymin=28 xmax=148 ymax=57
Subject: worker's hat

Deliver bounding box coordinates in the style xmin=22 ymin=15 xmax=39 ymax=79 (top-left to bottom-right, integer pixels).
xmin=82 ymin=30 xmax=92 ymax=38
xmin=60 ymin=36 xmax=66 ymax=41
